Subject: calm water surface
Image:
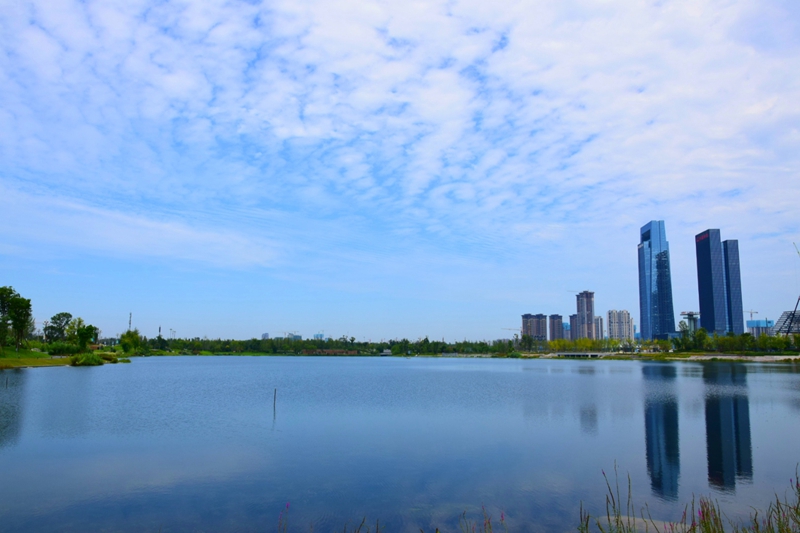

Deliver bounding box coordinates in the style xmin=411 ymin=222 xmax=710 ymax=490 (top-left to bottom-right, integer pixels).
xmin=1 ymin=357 xmax=800 ymax=532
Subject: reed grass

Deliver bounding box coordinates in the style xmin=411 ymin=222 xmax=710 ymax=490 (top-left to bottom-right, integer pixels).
xmin=579 ymin=466 xmax=800 ymax=533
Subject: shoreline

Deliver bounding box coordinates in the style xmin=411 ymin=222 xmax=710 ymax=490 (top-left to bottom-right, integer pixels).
xmin=3 ymin=351 xmax=799 ymax=370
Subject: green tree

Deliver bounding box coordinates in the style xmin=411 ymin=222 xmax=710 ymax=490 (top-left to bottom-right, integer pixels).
xmin=120 ymin=329 xmax=143 ymax=354
xmin=0 ymin=286 xmax=21 ymax=352
xmin=8 ymin=296 xmax=32 ymax=352
xmin=65 ymin=318 xmax=86 ymax=343
xmin=76 ymin=324 xmax=100 ymax=352
xmin=695 ymin=328 xmax=709 ymax=351
xmin=520 ymin=334 xmax=534 ymax=351
xmin=44 ymin=312 xmax=72 ymax=342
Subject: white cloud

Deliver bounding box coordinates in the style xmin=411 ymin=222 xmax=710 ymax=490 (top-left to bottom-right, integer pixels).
xmin=1 ymin=0 xmax=799 ymax=333
xmin=0 ymin=186 xmax=277 ymax=268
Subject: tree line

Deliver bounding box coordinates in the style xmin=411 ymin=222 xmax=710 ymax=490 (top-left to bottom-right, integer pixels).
xmin=0 ymin=287 xmax=33 ymax=353
xmin=114 ymin=333 xmax=650 ymax=356
xmin=0 ymin=286 xmax=100 ymax=356
xmin=672 ymin=320 xmax=800 ymax=353
xmin=4 ymin=284 xmax=799 ymax=357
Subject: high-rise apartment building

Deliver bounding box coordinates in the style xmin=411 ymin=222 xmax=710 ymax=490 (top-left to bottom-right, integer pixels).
xmin=521 ymin=314 xmax=547 ymax=340
xmin=521 ymin=314 xmax=534 ymax=337
xmin=568 ymin=315 xmax=578 ymax=341
xmin=549 ymin=314 xmax=564 ymax=341
xmin=576 ymin=291 xmax=595 ymax=340
xmin=608 ymin=310 xmax=634 ymax=341
xmin=638 ymin=221 xmax=676 ymax=340
xmin=536 ymin=314 xmax=548 ymax=340
xmin=593 ymin=316 xmax=604 ymax=340
xmin=696 ymin=229 xmax=744 ymax=335
xmin=534 ymin=314 xmax=547 ymax=340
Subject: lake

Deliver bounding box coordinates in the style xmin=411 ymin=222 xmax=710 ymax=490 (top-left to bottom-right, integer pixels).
xmin=1 ymin=356 xmax=799 ymax=532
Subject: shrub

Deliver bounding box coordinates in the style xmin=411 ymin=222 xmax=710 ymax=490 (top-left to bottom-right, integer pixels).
xmin=69 ymin=353 xmax=104 ymax=366
xmin=47 ymin=342 xmax=81 ymax=356
xmin=99 ymin=353 xmax=119 ymax=364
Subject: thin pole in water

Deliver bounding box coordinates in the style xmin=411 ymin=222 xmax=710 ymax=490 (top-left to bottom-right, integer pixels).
xmin=273 ymin=388 xmax=277 ymax=418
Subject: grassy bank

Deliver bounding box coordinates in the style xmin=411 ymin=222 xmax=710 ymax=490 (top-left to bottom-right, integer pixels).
xmin=0 ymin=349 xmax=127 ymax=369
xmin=0 ymin=349 xmax=71 ymax=369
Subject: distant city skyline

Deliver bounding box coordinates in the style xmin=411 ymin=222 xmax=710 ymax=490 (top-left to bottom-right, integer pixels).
xmin=1 ymin=1 xmax=797 ymax=341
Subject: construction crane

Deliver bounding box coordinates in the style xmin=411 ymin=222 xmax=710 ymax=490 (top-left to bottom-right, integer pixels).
xmin=501 ymin=327 xmax=521 ymax=341
xmin=745 ymin=309 xmax=758 ymax=321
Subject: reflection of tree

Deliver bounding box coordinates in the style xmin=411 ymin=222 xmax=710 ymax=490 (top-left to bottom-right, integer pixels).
xmin=703 ymin=364 xmax=752 ymax=492
xmin=642 ymin=364 xmax=680 ymax=501
xmin=580 ymin=405 xmax=597 ymax=434
xmin=0 ymin=370 xmax=26 ymax=448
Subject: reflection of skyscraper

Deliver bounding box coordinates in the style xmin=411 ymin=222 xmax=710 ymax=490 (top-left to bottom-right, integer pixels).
xmin=643 ymin=364 xmax=680 ymax=500
xmin=580 ymin=405 xmax=598 ymax=435
xmin=703 ymin=364 xmax=752 ymax=492
xmin=638 ymin=221 xmax=676 ymax=340
xmin=0 ymin=370 xmax=26 ymax=448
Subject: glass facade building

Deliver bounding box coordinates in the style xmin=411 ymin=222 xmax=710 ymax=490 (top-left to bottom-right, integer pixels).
xmin=723 ymin=240 xmax=744 ymax=335
xmin=695 ymin=229 xmax=743 ymax=335
xmin=638 ymin=221 xmax=676 ymax=340
xmin=695 ymin=229 xmax=728 ymax=334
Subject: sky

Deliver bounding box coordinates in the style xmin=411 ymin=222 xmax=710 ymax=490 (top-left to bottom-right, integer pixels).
xmin=1 ymin=0 xmax=799 ymax=342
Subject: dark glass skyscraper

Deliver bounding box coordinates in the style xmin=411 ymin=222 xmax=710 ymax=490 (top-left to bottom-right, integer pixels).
xmin=696 ymin=229 xmax=743 ymax=335
xmin=723 ymin=240 xmax=744 ymax=335
xmin=696 ymin=229 xmax=727 ymax=334
xmin=638 ymin=221 xmax=676 ymax=340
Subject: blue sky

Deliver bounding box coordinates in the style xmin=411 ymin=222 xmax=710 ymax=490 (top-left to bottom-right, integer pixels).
xmin=1 ymin=0 xmax=799 ymax=341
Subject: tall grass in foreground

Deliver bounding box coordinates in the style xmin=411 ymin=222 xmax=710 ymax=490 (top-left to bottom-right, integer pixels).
xmin=579 ymin=467 xmax=800 ymax=533
xmin=271 ymin=469 xmax=800 ymax=533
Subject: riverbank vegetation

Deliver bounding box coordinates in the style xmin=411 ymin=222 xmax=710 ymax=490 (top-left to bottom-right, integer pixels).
xmin=578 ymin=468 xmax=800 ymax=533
xmin=671 ymin=320 xmax=800 ymax=355
xmin=103 ymin=332 xmax=799 ymax=358
xmin=0 ymin=285 xmax=119 ymax=366
xmin=4 ymin=284 xmax=799 ymax=359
